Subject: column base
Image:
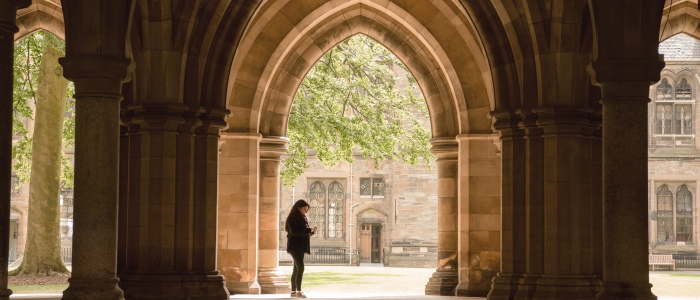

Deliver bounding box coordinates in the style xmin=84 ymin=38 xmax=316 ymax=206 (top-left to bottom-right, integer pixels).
xmin=425 ymin=269 xmax=458 ymax=296
xmin=456 ymin=268 xmax=498 ymax=297
xmin=487 ymin=272 xmax=522 ymax=300
xmin=596 ymin=281 xmax=656 ymax=300
xmin=258 ymin=267 xmax=291 ymax=294
xmin=63 ymin=277 xmax=124 ymax=300
xmin=456 ymin=282 xmax=491 ymax=297
xmin=0 ymin=288 xmax=12 ymax=300
xmin=119 ymin=272 xmax=229 ymax=300
xmin=514 ymin=273 xmax=540 ymax=300
xmin=532 ymin=274 xmax=601 ymax=300
xmin=226 ymin=280 xmax=261 ymax=295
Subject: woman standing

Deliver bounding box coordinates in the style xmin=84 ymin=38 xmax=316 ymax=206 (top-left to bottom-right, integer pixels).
xmin=285 ymin=199 xmax=317 ymax=298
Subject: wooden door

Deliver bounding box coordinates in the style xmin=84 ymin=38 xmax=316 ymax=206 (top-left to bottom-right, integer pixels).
xmin=360 ymin=224 xmax=372 ymax=263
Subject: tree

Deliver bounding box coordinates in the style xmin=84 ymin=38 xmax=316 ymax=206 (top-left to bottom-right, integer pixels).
xmin=10 ymin=31 xmax=73 ymax=276
xmin=282 ymin=34 xmax=434 ymax=186
xmin=12 ymin=31 xmax=74 ymax=187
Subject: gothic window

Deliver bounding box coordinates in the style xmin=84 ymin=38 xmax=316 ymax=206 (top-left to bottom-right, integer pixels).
xmin=677 ymin=185 xmax=693 ymax=242
xmin=327 ymin=182 xmax=344 ymax=238
xmin=657 ymin=78 xmax=673 ymax=100
xmin=360 ymin=177 xmax=384 ymax=197
xmin=307 ymin=179 xmax=345 ymax=239
xmin=308 ymin=181 xmax=326 ymax=238
xmin=657 ymin=185 xmax=674 ymax=242
xmin=653 ymin=77 xmax=695 ymax=148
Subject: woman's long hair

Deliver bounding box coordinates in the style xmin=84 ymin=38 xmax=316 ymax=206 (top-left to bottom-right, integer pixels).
xmin=285 ymin=199 xmax=310 ymax=232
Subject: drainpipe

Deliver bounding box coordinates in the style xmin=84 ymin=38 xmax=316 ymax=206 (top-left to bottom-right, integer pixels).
xmin=348 ymin=162 xmax=357 ymax=265
xmin=349 ymin=203 xmax=360 ymax=265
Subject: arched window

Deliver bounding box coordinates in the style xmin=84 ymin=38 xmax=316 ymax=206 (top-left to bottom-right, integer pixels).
xmin=653 ymin=77 xmax=695 ymax=147
xmin=677 ymin=185 xmax=693 ymax=242
xmin=327 ymin=182 xmax=344 ymax=238
xmin=657 ymin=78 xmax=673 ymax=99
xmin=308 ymin=181 xmax=326 ymax=238
xmin=657 ymin=185 xmax=674 ymax=242
xmin=676 ymin=78 xmax=693 ymax=99
xmin=307 ymin=179 xmax=345 ymax=239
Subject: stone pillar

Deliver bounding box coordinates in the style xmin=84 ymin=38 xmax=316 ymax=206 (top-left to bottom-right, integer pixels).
xmin=514 ymin=111 xmax=544 ymax=299
xmin=218 ymin=132 xmax=261 ymax=294
xmin=425 ymin=137 xmax=459 ymax=296
xmin=118 ymin=106 xmax=229 ymax=299
xmin=59 ymin=56 xmax=131 ymax=300
xmin=455 ymin=134 xmax=501 ymax=297
xmin=258 ymin=137 xmax=291 ymax=294
xmin=530 ymin=107 xmax=602 ymax=299
xmin=488 ymin=111 xmax=526 ymax=300
xmin=0 ymin=2 xmax=29 ymax=299
xmin=193 ymin=108 xmax=231 ymax=298
xmin=588 ymin=1 xmax=665 ymax=298
xmin=590 ymin=76 xmax=662 ymax=300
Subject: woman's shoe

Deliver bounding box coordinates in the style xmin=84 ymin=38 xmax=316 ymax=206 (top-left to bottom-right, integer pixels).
xmin=297 ymin=291 xmax=307 ymax=298
xmin=290 ymin=291 xmax=297 ymax=298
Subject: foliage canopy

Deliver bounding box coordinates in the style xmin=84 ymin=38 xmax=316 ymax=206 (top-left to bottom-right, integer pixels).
xmin=282 ymin=34 xmax=434 ymax=186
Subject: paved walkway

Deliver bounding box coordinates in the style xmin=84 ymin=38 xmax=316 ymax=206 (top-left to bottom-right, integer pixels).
xmin=8 ymin=265 xmax=700 ymax=299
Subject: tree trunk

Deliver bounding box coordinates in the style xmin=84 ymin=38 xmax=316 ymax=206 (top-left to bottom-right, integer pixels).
xmin=10 ymin=44 xmax=70 ymax=276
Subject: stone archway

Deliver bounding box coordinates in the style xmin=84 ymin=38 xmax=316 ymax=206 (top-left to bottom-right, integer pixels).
xmin=218 ymin=0 xmax=497 ymax=295
xmin=14 ymin=0 xmax=65 ymax=41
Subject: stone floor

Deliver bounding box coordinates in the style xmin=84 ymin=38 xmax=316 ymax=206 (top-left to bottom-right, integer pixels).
xmin=7 ymin=266 xmax=700 ymax=300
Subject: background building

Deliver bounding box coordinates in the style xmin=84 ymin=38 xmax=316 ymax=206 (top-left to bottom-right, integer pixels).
xmin=279 ymin=63 xmax=439 ymax=267
xmin=649 ymin=33 xmax=700 ymax=254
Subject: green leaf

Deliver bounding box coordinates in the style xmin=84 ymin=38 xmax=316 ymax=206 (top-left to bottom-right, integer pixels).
xmin=282 ymin=34 xmax=434 ymax=186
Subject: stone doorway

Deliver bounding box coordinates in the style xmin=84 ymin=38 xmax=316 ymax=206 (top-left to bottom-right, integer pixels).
xmin=360 ymin=223 xmax=382 ymax=264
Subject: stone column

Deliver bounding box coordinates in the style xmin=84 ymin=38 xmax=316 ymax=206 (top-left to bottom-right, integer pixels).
xmin=515 ymin=111 xmax=544 ymax=299
xmin=218 ymin=132 xmax=261 ymax=294
xmin=193 ymin=108 xmax=231 ymax=298
xmin=591 ymin=76 xmax=661 ymax=300
xmin=0 ymin=2 xmax=29 ymax=299
xmin=258 ymin=137 xmax=290 ymax=294
xmin=530 ymin=107 xmax=602 ymax=300
xmin=455 ymin=134 xmax=501 ymax=297
xmin=588 ymin=1 xmax=665 ymax=298
xmin=59 ymin=56 xmax=131 ymax=300
xmin=488 ymin=111 xmax=526 ymax=300
xmin=118 ymin=106 xmax=229 ymax=299
xmin=425 ymin=137 xmax=459 ymax=296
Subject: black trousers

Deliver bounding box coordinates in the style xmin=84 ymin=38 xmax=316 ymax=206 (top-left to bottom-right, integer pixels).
xmin=289 ymin=251 xmax=306 ymax=291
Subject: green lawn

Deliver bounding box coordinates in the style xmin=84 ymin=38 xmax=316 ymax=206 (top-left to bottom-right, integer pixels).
xmin=285 ymin=271 xmax=399 ymax=288
xmin=667 ymin=273 xmax=700 ymax=278
xmin=9 ymin=284 xmax=67 ymax=294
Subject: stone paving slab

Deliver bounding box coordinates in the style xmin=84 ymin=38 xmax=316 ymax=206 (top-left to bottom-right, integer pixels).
xmin=8 ymin=267 xmax=700 ymax=299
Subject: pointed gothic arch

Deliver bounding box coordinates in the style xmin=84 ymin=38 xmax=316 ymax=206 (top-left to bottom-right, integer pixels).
xmin=225 ymin=0 xmax=494 ymax=138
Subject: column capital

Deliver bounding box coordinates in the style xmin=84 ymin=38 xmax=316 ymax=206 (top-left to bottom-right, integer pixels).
xmin=429 ymin=137 xmax=457 ymax=160
xmin=260 ymin=136 xmax=289 ymax=160
xmin=588 ymin=58 xmax=665 ymax=94
xmin=220 ymin=132 xmax=262 ymax=141
xmin=532 ymin=106 xmax=598 ymax=136
xmin=490 ymin=110 xmax=524 ymax=139
xmin=0 ymin=0 xmax=30 ymax=34
xmin=198 ymin=107 xmax=231 ymax=136
xmin=59 ymin=55 xmax=133 ymax=97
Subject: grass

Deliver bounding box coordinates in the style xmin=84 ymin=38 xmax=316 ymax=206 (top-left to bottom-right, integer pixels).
xmin=8 ymin=271 xmax=399 ymax=294
xmin=667 ymin=273 xmax=700 ymax=278
xmin=8 ymin=284 xmax=67 ymax=294
xmin=285 ymin=271 xmax=399 ymax=288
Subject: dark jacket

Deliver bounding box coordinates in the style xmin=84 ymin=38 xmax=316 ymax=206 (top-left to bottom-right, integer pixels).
xmin=286 ymin=214 xmax=312 ymax=254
